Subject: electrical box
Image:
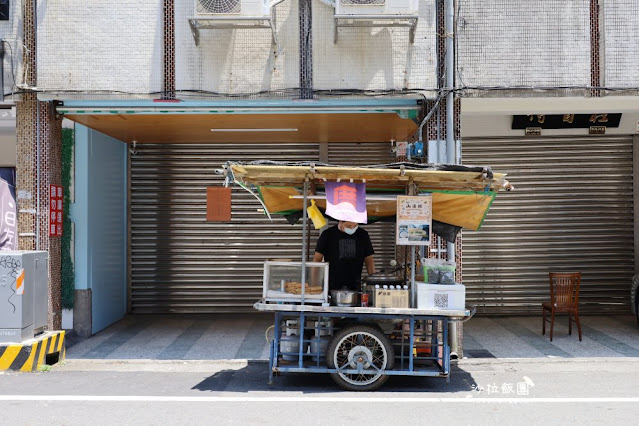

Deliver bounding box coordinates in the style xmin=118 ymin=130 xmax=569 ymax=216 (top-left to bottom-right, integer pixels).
xmin=0 ymin=251 xmax=48 ymax=343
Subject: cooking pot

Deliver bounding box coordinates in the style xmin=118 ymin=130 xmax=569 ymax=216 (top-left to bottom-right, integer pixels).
xmin=330 ymin=289 xmax=360 ymax=307
xmin=365 ymin=271 xmax=404 ymax=287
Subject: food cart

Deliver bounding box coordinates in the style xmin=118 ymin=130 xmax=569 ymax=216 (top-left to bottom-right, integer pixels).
xmin=224 ymin=161 xmax=512 ymax=391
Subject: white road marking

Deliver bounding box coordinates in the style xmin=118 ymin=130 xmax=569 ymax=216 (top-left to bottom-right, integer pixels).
xmin=0 ymin=395 xmax=638 ymax=403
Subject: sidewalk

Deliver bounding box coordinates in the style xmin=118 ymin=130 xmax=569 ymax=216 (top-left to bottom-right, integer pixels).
xmin=63 ymin=313 xmax=639 ymax=362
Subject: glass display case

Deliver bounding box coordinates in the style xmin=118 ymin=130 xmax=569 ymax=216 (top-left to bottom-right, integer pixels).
xmin=262 ymin=261 xmax=329 ymax=304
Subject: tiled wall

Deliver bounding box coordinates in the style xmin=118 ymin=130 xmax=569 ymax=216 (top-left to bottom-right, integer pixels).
xmin=36 ymin=0 xmax=163 ymax=94
xmin=0 ymin=0 xmax=24 ymax=96
xmin=175 ymin=0 xmax=300 ymax=95
xmin=17 ymin=2 xmax=63 ymax=330
xmin=603 ymin=0 xmax=639 ymax=88
xmin=312 ymin=0 xmax=437 ymax=90
xmin=23 ymin=0 xmax=639 ymax=97
xmin=163 ymin=0 xmax=175 ymax=99
xmin=457 ymin=1 xmax=591 ymax=89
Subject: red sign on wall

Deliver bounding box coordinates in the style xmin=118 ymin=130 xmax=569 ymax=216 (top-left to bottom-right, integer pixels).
xmin=49 ymin=184 xmax=63 ymax=237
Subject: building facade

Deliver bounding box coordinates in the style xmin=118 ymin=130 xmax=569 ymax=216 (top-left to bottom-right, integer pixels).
xmin=1 ymin=1 xmax=636 ymax=334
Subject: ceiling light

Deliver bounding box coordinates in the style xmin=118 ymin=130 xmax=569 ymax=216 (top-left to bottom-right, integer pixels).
xmin=210 ymin=128 xmax=298 ymax=132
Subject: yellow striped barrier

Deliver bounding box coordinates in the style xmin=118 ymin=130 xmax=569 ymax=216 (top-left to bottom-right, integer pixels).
xmin=0 ymin=331 xmax=66 ymax=372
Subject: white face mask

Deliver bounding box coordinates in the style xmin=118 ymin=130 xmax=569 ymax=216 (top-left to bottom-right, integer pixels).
xmin=343 ymin=225 xmax=358 ymax=235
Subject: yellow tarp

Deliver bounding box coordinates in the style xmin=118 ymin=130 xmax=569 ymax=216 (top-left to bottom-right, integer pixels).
xmin=258 ymin=186 xmax=495 ymax=231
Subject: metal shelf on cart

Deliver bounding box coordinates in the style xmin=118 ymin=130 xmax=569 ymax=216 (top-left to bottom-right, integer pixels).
xmin=274 ymin=363 xmax=448 ymax=378
xmin=254 ymin=302 xmax=471 ymax=319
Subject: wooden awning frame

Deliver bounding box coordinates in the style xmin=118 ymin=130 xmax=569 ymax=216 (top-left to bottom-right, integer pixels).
xmin=228 ymin=163 xmax=513 ymax=193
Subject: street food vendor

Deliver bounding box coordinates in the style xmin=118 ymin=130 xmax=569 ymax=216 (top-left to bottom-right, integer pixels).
xmin=312 ymin=220 xmax=376 ymax=291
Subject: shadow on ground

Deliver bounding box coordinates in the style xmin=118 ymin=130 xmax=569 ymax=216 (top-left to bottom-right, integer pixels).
xmin=191 ymin=361 xmax=478 ymax=394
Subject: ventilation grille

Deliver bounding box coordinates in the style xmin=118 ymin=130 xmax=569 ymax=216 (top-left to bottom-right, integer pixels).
xmin=341 ymin=0 xmax=386 ymax=5
xmin=196 ymin=0 xmax=241 ymax=14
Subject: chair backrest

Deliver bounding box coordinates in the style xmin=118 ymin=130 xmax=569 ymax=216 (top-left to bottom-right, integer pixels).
xmin=549 ymin=273 xmax=582 ymax=309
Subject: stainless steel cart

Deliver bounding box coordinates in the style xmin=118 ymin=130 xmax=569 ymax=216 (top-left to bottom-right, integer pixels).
xmin=256 ymin=302 xmax=473 ymax=391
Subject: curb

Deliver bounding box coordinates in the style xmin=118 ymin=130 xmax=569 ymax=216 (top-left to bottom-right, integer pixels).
xmin=0 ymin=331 xmax=66 ymax=372
xmin=50 ymin=355 xmax=639 ymax=373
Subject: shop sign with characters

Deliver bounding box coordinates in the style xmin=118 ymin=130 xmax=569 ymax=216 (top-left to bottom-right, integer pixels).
xmin=396 ymin=195 xmax=432 ymax=246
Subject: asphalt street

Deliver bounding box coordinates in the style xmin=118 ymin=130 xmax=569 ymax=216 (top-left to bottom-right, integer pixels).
xmin=1 ymin=358 xmax=638 ymax=425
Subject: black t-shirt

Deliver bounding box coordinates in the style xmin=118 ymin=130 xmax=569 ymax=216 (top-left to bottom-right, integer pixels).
xmin=315 ymin=225 xmax=374 ymax=291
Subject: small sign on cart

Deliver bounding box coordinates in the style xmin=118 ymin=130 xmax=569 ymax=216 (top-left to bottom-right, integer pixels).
xmin=396 ymin=195 xmax=432 ymax=246
xmin=49 ymin=184 xmax=63 ymax=237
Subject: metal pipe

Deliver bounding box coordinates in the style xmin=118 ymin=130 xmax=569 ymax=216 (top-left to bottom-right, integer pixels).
xmin=445 ymin=0 xmax=459 ymax=360
xmin=57 ymin=105 xmax=421 ymax=114
xmin=410 ymin=243 xmax=416 ymax=308
xmin=34 ymin=0 xmax=40 ymax=251
xmin=334 ymin=14 xmax=419 ymax=19
xmin=188 ymin=16 xmax=274 ymax=21
xmin=445 ymin=0 xmax=455 ymax=165
xmin=0 ymin=42 xmax=4 ymax=102
xmin=289 ymin=195 xmax=399 ymax=201
xmin=301 ymin=179 xmax=309 ymax=304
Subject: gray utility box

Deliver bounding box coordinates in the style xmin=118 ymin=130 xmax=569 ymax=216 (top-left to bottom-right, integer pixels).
xmin=0 ymin=251 xmax=48 ymax=343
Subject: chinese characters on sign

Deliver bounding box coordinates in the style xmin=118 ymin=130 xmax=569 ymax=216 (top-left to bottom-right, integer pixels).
xmin=324 ymin=181 xmax=367 ymax=224
xmin=49 ymin=184 xmax=63 ymax=237
xmin=511 ymin=113 xmax=622 ymax=129
xmin=396 ymin=195 xmax=432 ymax=246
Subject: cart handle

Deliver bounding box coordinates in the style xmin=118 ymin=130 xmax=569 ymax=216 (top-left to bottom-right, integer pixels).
xmin=449 ymin=306 xmax=477 ymax=323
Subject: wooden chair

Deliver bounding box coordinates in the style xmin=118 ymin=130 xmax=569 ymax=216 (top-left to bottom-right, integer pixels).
xmin=542 ymin=272 xmax=582 ymax=341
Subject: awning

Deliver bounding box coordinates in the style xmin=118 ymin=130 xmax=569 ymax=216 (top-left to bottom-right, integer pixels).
xmin=227 ymin=162 xmax=513 ymax=231
xmin=56 ymin=98 xmax=423 ymax=144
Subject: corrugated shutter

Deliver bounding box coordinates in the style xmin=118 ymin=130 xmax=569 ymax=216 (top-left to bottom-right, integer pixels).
xmin=327 ymin=143 xmax=396 ymax=270
xmin=462 ymin=136 xmax=634 ymax=314
xmin=130 ymin=143 xmax=320 ymax=313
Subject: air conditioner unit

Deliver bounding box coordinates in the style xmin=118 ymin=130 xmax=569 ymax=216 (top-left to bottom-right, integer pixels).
xmin=194 ymin=0 xmax=271 ymax=17
xmin=335 ymin=0 xmax=418 ymax=16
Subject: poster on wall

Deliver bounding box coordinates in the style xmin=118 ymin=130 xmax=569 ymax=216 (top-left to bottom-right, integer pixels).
xmin=49 ymin=184 xmax=63 ymax=237
xmin=396 ymin=195 xmax=432 ymax=246
xmin=0 ymin=178 xmax=16 ymax=250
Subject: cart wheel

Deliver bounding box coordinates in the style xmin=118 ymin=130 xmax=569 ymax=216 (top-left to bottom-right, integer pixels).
xmin=327 ymin=324 xmax=394 ymax=391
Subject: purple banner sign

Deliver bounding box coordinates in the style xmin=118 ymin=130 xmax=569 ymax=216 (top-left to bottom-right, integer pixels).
xmin=325 ymin=181 xmax=367 ymax=224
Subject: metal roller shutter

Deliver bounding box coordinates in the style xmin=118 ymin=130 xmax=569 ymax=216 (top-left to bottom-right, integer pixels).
xmin=130 ymin=143 xmax=320 ymax=313
xmin=327 ymin=143 xmax=396 ymax=271
xmin=462 ymin=136 xmax=634 ymax=315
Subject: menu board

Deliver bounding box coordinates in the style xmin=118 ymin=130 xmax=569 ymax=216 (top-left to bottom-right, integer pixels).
xmin=396 ymin=195 xmax=432 ymax=246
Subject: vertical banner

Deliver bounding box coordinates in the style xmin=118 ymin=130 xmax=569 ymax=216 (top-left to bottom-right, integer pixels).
xmin=0 ymin=178 xmax=16 ymax=250
xmin=49 ymin=184 xmax=63 ymax=237
xmin=396 ymin=195 xmax=432 ymax=246
xmin=325 ymin=181 xmax=367 ymax=224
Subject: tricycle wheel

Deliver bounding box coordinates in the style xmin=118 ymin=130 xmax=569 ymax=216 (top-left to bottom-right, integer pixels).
xmin=327 ymin=324 xmax=394 ymax=391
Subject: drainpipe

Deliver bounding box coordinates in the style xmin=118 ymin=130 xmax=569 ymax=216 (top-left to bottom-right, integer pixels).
xmin=444 ymin=0 xmax=459 ymax=360
xmin=33 ymin=0 xmax=41 ymax=250
xmin=0 ymin=42 xmax=4 ymax=102
xmin=36 ymin=102 xmax=40 ymax=250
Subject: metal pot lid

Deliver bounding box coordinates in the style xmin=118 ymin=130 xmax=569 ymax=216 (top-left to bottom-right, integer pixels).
xmin=365 ymin=272 xmax=403 ymax=283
